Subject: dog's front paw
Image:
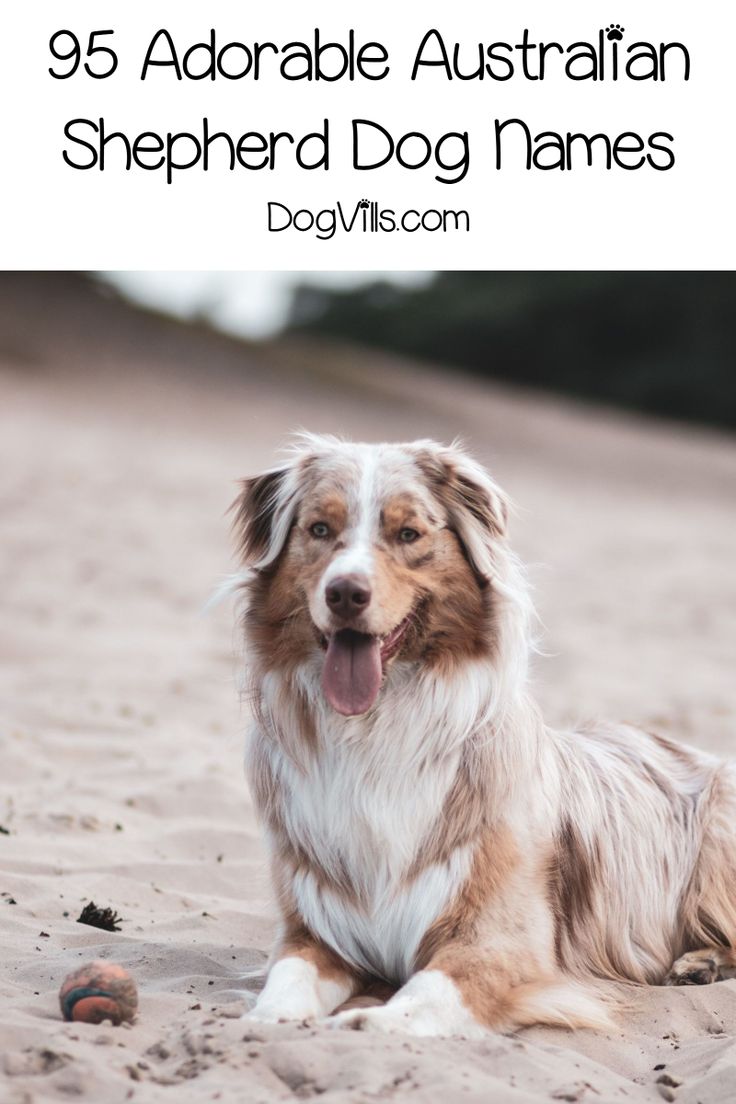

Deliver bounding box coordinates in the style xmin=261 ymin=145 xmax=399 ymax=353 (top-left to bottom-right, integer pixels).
xmin=243 ymin=993 xmax=322 ymax=1025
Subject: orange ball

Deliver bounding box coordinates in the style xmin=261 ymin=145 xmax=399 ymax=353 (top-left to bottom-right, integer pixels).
xmin=59 ymin=961 xmax=138 ymax=1025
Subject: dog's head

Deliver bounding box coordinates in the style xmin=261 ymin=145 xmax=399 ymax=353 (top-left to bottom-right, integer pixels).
xmin=233 ymin=435 xmax=513 ymax=717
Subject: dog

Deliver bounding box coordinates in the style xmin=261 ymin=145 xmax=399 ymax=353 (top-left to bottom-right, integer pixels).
xmin=231 ymin=434 xmax=736 ymax=1037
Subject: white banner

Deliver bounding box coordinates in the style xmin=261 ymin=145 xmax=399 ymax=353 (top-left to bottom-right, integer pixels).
xmin=1 ymin=0 xmax=732 ymax=268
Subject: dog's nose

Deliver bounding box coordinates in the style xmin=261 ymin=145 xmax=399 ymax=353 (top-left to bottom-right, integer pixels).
xmin=325 ymin=574 xmax=372 ymax=618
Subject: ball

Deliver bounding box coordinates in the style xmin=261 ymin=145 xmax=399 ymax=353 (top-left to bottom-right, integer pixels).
xmin=59 ymin=961 xmax=138 ymax=1025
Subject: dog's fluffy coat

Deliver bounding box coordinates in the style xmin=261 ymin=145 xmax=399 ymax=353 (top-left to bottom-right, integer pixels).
xmin=233 ymin=435 xmax=736 ymax=1036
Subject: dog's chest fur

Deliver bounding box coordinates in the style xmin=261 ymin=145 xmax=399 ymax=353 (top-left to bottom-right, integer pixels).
xmin=264 ymin=730 xmax=473 ymax=983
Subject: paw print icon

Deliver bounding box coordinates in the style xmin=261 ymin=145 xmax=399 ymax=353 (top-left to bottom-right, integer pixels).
xmin=605 ymin=24 xmax=625 ymax=41
xmin=358 ymin=199 xmax=370 ymax=209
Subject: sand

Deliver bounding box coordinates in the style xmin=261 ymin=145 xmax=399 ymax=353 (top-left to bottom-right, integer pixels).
xmin=1 ymin=274 xmax=736 ymax=1103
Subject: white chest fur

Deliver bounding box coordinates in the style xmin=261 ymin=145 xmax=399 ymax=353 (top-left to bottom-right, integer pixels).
xmin=260 ymin=726 xmax=472 ymax=983
xmin=292 ymin=844 xmax=472 ymax=983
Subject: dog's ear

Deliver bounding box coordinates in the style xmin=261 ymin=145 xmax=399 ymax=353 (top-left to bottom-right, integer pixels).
xmin=416 ymin=442 xmax=509 ymax=584
xmin=231 ymin=435 xmax=338 ymax=570
xmin=231 ymin=464 xmax=296 ymax=570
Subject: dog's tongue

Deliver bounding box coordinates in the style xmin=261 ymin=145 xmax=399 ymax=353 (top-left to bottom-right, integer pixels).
xmin=322 ymin=630 xmax=382 ymax=716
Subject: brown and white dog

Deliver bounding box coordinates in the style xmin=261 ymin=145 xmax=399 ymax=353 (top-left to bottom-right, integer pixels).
xmin=232 ymin=434 xmax=736 ymax=1037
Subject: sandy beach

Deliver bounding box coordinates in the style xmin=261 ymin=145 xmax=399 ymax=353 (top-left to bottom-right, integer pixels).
xmin=2 ymin=274 xmax=736 ymax=1103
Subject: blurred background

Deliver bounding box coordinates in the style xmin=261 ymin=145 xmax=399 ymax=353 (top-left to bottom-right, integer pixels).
xmin=104 ymin=270 xmax=736 ymax=430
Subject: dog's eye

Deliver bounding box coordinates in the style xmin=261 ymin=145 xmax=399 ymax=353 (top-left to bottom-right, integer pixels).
xmin=398 ymin=528 xmax=420 ymax=543
xmin=309 ymin=522 xmax=330 ymax=539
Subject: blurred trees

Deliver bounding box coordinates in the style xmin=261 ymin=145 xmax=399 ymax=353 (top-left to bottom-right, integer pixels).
xmin=287 ymin=273 xmax=736 ymax=430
